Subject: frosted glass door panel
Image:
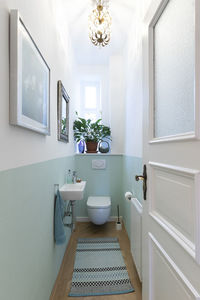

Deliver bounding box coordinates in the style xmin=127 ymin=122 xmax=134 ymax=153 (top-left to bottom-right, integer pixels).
xmin=154 ymin=0 xmax=195 ymax=138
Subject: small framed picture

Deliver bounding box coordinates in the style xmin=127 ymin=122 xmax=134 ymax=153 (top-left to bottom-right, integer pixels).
xmin=57 ymin=80 xmax=70 ymax=143
xmin=9 ymin=10 xmax=50 ymax=135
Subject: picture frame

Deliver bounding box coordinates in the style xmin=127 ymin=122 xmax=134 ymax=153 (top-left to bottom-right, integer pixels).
xmin=9 ymin=10 xmax=50 ymax=135
xmin=57 ymin=80 xmax=70 ymax=143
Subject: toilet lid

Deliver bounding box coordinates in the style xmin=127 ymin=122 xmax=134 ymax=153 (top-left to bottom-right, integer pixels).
xmin=87 ymin=196 xmax=111 ymax=208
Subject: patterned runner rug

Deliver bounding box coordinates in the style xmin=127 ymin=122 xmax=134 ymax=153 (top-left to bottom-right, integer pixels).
xmin=69 ymin=237 xmax=134 ymax=297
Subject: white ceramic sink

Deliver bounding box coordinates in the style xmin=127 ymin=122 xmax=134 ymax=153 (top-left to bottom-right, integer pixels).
xmin=59 ymin=181 xmax=86 ymax=201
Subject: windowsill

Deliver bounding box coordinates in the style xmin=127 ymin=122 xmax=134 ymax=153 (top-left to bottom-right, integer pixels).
xmin=75 ymin=153 xmax=123 ymax=156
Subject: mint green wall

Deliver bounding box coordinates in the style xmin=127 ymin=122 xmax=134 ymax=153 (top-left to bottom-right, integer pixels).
xmin=75 ymin=155 xmax=123 ymax=218
xmin=74 ymin=154 xmax=143 ymax=239
xmin=122 ymin=156 xmax=143 ymax=238
xmin=0 ymin=153 xmax=143 ymax=300
xmin=0 ymin=156 xmax=74 ymax=300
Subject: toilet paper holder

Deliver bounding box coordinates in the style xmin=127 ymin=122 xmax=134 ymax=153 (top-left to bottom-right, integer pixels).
xmin=125 ymin=191 xmax=133 ymax=201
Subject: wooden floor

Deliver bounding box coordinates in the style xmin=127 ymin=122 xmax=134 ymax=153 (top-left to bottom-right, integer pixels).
xmin=50 ymin=222 xmax=142 ymax=300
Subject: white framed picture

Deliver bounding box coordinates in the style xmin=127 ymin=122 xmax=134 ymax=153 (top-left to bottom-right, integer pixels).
xmin=9 ymin=10 xmax=50 ymax=135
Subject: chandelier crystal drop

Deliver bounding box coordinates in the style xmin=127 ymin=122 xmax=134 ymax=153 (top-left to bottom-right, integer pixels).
xmin=88 ymin=0 xmax=112 ymax=47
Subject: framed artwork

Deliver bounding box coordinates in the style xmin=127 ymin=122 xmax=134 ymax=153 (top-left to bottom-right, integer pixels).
xmin=57 ymin=80 xmax=70 ymax=143
xmin=9 ymin=10 xmax=50 ymax=135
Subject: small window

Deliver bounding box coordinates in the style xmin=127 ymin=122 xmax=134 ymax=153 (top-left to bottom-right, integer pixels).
xmin=85 ymin=86 xmax=97 ymax=109
xmin=81 ymin=81 xmax=101 ymax=122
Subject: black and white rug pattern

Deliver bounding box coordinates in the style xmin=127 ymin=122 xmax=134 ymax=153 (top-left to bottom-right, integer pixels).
xmin=69 ymin=237 xmax=134 ymax=297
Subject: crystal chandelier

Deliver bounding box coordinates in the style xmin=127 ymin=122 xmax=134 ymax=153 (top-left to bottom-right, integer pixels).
xmin=88 ymin=0 xmax=112 ymax=47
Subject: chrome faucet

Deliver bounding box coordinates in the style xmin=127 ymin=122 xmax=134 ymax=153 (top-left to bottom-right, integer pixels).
xmin=72 ymin=171 xmax=77 ymax=184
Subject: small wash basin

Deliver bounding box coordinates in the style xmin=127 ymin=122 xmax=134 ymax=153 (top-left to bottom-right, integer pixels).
xmin=59 ymin=181 xmax=86 ymax=201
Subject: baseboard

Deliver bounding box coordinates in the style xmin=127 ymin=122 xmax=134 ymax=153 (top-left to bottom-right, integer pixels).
xmin=76 ymin=216 xmax=123 ymax=222
xmin=49 ymin=233 xmax=74 ymax=300
xmin=109 ymin=216 xmax=123 ymax=222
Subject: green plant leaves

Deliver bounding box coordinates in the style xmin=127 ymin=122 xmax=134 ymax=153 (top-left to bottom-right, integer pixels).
xmin=73 ymin=116 xmax=111 ymax=143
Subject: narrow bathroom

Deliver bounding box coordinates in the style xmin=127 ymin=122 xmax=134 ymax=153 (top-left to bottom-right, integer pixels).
xmin=0 ymin=0 xmax=143 ymax=298
xmin=1 ymin=0 xmax=199 ymax=299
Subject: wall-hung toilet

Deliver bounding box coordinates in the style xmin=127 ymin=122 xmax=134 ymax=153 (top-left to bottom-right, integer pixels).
xmin=87 ymin=196 xmax=111 ymax=225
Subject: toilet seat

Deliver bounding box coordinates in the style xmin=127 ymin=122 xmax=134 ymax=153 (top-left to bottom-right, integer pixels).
xmin=87 ymin=196 xmax=111 ymax=209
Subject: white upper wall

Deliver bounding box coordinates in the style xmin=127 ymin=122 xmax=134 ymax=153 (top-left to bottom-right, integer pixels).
xmin=109 ymin=55 xmax=125 ymax=154
xmin=75 ymin=61 xmax=125 ymax=154
xmin=62 ymin=0 xmax=136 ymax=65
xmin=123 ymin=0 xmax=152 ymax=158
xmin=0 ymin=0 xmax=77 ymax=171
xmin=123 ymin=46 xmax=143 ymax=157
xmin=0 ymin=0 xmax=152 ymax=168
xmin=75 ymin=65 xmax=110 ymax=126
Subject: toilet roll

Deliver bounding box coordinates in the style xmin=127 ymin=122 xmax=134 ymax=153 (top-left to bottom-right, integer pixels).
xmin=125 ymin=191 xmax=133 ymax=201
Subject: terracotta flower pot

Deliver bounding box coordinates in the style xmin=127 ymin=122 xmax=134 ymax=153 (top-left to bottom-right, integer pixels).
xmin=86 ymin=141 xmax=98 ymax=153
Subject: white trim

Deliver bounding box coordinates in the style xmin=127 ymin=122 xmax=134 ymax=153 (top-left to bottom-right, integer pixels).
xmin=149 ymin=161 xmax=200 ymax=177
xmin=149 ymin=133 xmax=196 ymax=144
xmin=76 ymin=216 xmax=123 ymax=222
xmin=9 ymin=10 xmax=50 ymax=135
xmin=148 ymin=0 xmax=170 ymax=143
xmin=194 ymin=169 xmax=200 ymax=263
xmin=149 ymin=233 xmax=200 ymax=300
xmin=148 ymin=233 xmax=153 ymax=300
xmin=147 ymin=0 xmax=200 ymax=143
xmin=149 ymin=161 xmax=200 ymax=264
xmin=150 ymin=212 xmax=195 ymax=259
xmin=194 ymin=0 xmax=200 ymax=139
xmin=75 ymin=154 xmax=142 ymax=157
xmin=76 ymin=217 xmax=90 ymax=222
xmin=75 ymin=153 xmax=123 ymax=156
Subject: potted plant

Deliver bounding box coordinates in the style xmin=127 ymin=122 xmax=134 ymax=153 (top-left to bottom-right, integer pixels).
xmin=73 ymin=114 xmax=111 ymax=153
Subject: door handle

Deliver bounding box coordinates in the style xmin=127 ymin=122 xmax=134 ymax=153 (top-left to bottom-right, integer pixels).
xmin=135 ymin=165 xmax=147 ymax=200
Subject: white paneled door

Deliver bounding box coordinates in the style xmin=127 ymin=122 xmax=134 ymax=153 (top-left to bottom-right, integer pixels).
xmin=142 ymin=0 xmax=200 ymax=299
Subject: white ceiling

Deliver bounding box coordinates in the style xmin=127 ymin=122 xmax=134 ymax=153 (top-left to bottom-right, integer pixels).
xmin=56 ymin=0 xmax=136 ymax=65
